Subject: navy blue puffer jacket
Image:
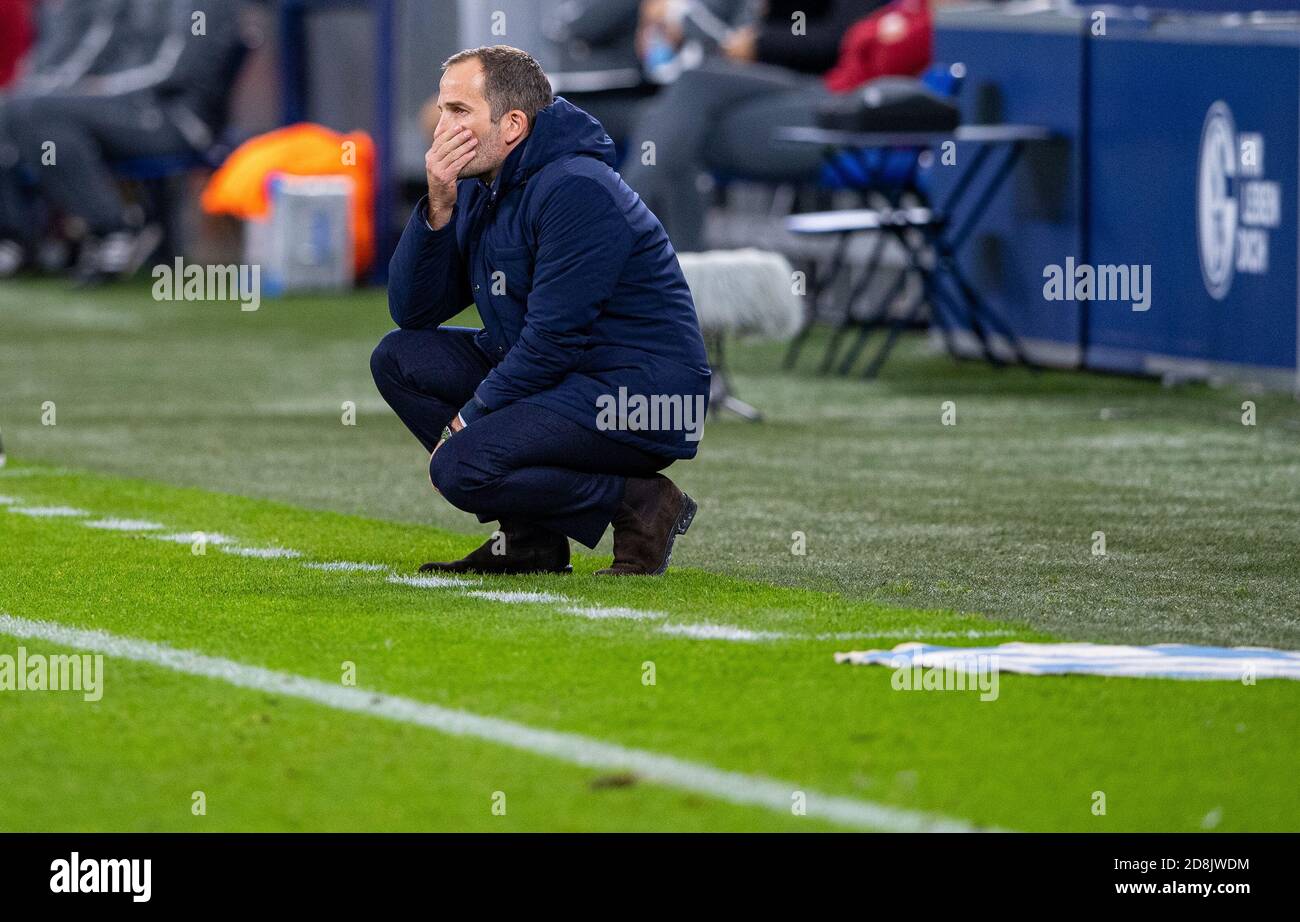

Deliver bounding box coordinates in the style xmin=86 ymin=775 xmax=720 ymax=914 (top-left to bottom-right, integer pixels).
xmin=387 ymin=96 xmax=711 ymax=459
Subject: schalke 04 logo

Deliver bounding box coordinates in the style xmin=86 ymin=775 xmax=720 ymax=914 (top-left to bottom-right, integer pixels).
xmin=1196 ymin=100 xmax=1281 ymax=300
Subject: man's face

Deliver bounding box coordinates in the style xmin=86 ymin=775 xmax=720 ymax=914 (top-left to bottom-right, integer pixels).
xmin=436 ymin=60 xmax=507 ymax=181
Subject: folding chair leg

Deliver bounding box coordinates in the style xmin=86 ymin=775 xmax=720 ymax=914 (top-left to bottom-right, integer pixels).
xmin=823 ymin=233 xmax=893 ymax=373
xmin=860 ymin=317 xmax=907 ymax=379
xmin=943 ymin=255 xmax=1038 ymax=369
xmin=835 ymin=265 xmax=908 ymax=375
xmin=925 ymin=279 xmax=963 ymax=358
xmin=818 ymin=318 xmax=857 ymax=375
xmin=718 ymin=393 xmax=763 ymax=421
xmin=862 ymin=284 xmax=928 ymax=379
xmin=781 ymin=260 xmax=821 ymax=371
xmin=782 ymin=313 xmax=814 ymax=370
xmin=836 ymin=229 xmax=917 ymax=375
xmin=924 ymin=256 xmax=997 ymax=366
xmin=816 ymin=271 xmax=861 ymax=374
xmin=783 ymin=233 xmax=851 ymax=370
xmin=707 ymin=334 xmax=763 ymax=422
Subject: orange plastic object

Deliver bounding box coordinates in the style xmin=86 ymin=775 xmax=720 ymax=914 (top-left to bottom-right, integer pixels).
xmin=202 ymin=123 xmax=376 ymax=275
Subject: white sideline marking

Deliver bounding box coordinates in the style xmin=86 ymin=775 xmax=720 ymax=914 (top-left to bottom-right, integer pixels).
xmin=812 ymin=629 xmax=1018 ymax=641
xmin=388 ymin=574 xmax=479 ymax=589
xmin=6 ymin=496 xmax=1021 ymax=647
xmin=467 ymin=590 xmax=571 ymax=604
xmin=151 ymin=531 xmax=236 ymax=546
xmin=0 ymin=613 xmax=988 ymax=832
xmin=562 ymin=606 xmax=666 ymax=621
xmin=661 ymin=623 xmax=787 ymax=642
xmin=306 ymin=561 xmax=390 ymax=573
xmin=220 ymin=545 xmax=302 ymax=560
xmin=8 ymin=505 xmax=88 ymax=518
xmin=83 ymin=518 xmax=165 ymax=532
xmin=37 ymin=302 xmax=144 ymax=332
xmin=559 ymin=612 xmax=1014 ymax=643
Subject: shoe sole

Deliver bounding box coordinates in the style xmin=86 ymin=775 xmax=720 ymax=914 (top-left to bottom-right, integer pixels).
xmin=649 ymin=491 xmax=697 ymax=576
xmin=419 ymin=564 xmax=573 ymax=575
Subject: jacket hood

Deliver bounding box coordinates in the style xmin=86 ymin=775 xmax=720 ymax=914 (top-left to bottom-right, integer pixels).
xmin=493 ymin=95 xmax=617 ymax=193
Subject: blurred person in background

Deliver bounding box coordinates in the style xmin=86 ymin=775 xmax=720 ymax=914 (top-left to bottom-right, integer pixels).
xmin=538 ymin=0 xmax=656 ymax=150
xmin=1 ymin=0 xmax=123 ymax=276
xmin=621 ymin=0 xmax=932 ymax=252
xmin=541 ymin=0 xmax=761 ymax=150
xmin=0 ymin=0 xmax=247 ymax=282
xmin=419 ymin=1 xmax=747 ymax=155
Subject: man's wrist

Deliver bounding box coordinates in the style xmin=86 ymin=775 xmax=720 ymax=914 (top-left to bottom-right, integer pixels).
xmin=440 ymin=414 xmax=466 ymax=444
xmin=457 ymin=396 xmax=486 ymax=426
xmin=426 ymin=199 xmax=454 ymax=231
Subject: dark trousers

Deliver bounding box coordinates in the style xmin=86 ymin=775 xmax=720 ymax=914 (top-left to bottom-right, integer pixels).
xmin=620 ymin=59 xmax=830 ymax=252
xmin=0 ymin=96 xmax=36 ymax=244
xmin=2 ymin=91 xmax=191 ymax=237
xmin=370 ymin=327 xmax=673 ymax=548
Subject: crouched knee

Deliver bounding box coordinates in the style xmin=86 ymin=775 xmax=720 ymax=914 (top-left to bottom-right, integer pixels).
xmin=369 ymin=329 xmax=404 ymax=392
xmin=428 ymin=435 xmax=496 ymax=509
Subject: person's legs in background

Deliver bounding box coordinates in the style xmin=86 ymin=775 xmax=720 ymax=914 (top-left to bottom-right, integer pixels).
xmin=620 ymin=59 xmax=820 ymax=251
xmin=0 ymin=96 xmax=38 ymax=276
xmin=702 ymin=89 xmax=832 ymax=183
xmin=8 ymin=91 xmax=191 ymax=280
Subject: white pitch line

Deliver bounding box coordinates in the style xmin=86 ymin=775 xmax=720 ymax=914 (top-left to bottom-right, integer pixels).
xmin=305 ymin=561 xmax=390 ymax=573
xmin=82 ymin=518 xmax=165 ymax=532
xmin=661 ymin=623 xmax=788 ymax=642
xmin=809 ymin=629 xmax=1020 ymax=641
xmin=562 ymin=611 xmax=1015 ymax=643
xmin=150 ymin=531 xmax=236 ymax=546
xmin=561 ymin=606 xmax=666 ymax=621
xmin=7 ymin=505 xmax=89 ymax=518
xmin=0 ymin=613 xmax=989 ymax=833
xmin=220 ymin=545 xmax=302 ymax=560
xmin=5 ymin=496 xmax=1021 ymax=646
xmin=387 ymin=574 xmax=479 ymax=589
xmin=467 ymin=590 xmax=571 ymax=604
xmin=0 ymin=495 xmax=18 ymax=505
xmin=0 ymin=467 xmax=73 ymax=478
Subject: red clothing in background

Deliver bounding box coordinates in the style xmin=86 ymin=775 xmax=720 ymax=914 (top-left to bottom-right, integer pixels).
xmin=823 ymin=0 xmax=932 ymax=93
xmin=0 ymin=0 xmax=34 ymax=88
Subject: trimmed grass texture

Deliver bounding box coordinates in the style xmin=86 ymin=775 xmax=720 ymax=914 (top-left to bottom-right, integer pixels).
xmin=1 ymin=279 xmax=1298 ymax=831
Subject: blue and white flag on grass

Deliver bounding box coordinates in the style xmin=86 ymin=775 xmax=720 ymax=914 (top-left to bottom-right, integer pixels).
xmin=834 ymin=641 xmax=1300 ymax=681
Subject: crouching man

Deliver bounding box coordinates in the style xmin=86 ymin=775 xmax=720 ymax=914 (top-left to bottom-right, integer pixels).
xmin=371 ymin=45 xmax=710 ymax=576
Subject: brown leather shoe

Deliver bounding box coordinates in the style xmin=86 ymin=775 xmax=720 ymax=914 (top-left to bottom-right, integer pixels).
xmin=420 ymin=522 xmax=572 ymax=575
xmin=595 ymin=475 xmax=698 ymax=576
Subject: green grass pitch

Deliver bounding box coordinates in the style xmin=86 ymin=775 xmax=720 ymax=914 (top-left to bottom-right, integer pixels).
xmin=1 ymin=279 xmax=1297 ymax=831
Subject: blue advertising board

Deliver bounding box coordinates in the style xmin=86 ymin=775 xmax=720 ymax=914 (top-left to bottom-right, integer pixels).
xmin=932 ymin=11 xmax=1087 ymax=367
xmin=1100 ymin=1 xmax=1299 ymax=11
xmin=934 ymin=8 xmax=1299 ymax=388
xmin=1085 ymin=22 xmax=1298 ymax=384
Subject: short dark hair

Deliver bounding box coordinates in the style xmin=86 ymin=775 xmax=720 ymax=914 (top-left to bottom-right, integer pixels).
xmin=441 ymin=45 xmax=553 ymax=130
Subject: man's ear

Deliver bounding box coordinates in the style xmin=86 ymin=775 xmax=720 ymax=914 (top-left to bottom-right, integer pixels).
xmin=503 ymin=110 xmax=529 ymax=145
